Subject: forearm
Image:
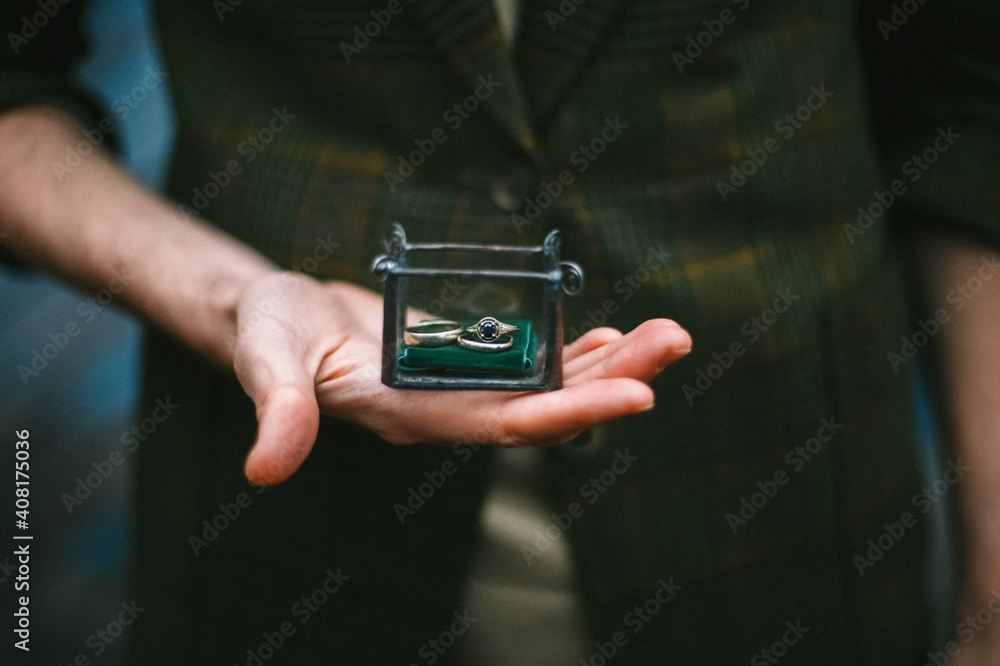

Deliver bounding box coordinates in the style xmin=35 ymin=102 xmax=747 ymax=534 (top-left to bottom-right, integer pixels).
xmin=915 ymin=229 xmax=1000 ymax=610
xmin=0 ymin=108 xmax=696 ymax=487
xmin=0 ymin=107 xmax=276 ymax=366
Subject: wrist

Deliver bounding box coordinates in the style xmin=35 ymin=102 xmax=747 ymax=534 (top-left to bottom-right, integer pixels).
xmin=199 ymin=264 xmax=280 ymax=367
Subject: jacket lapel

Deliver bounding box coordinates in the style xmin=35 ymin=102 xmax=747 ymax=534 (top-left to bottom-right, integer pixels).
xmin=411 ymin=0 xmax=628 ymax=152
xmin=412 ymin=0 xmax=538 ymax=155
xmin=516 ymin=0 xmax=627 ymax=129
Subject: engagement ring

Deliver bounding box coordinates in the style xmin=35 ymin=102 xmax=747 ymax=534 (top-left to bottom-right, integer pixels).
xmin=465 ymin=317 xmax=519 ymax=342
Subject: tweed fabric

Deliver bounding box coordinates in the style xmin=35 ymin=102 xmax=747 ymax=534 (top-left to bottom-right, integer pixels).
xmin=3 ymin=0 xmax=998 ymax=663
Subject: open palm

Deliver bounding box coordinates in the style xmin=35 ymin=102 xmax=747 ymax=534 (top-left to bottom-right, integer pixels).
xmin=232 ymin=273 xmax=692 ymax=485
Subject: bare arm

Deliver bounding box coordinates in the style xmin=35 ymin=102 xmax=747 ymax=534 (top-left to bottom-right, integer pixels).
xmin=915 ymin=228 xmax=1000 ymax=662
xmin=0 ymin=107 xmax=272 ymax=365
xmin=0 ymin=107 xmax=694 ymax=485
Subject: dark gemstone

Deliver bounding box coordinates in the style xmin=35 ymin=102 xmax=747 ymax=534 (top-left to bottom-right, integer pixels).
xmin=479 ymin=319 xmax=499 ymax=341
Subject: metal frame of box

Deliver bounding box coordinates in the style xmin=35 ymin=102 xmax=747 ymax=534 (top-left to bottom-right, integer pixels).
xmin=372 ymin=223 xmax=584 ymax=390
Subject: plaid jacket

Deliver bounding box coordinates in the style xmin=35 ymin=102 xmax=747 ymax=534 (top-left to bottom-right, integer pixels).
xmin=3 ymin=0 xmax=998 ymax=663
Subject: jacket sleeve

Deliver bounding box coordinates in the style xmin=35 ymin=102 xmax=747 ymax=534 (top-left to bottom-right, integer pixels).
xmin=0 ymin=0 xmax=115 ymax=268
xmin=1 ymin=0 xmax=110 ymax=139
xmin=859 ymin=0 xmax=1000 ymax=244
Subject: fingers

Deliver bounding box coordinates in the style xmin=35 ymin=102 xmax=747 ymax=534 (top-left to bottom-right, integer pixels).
xmin=503 ymin=378 xmax=655 ymax=444
xmin=498 ymin=322 xmax=689 ymax=445
xmin=371 ymin=378 xmax=653 ymax=448
xmin=563 ymin=327 xmax=622 ymax=363
xmin=564 ymin=319 xmax=691 ymax=387
xmin=244 ymin=384 xmax=321 ymax=485
xmin=234 ymin=336 xmax=321 ymax=485
xmin=358 ymin=319 xmax=691 ymax=448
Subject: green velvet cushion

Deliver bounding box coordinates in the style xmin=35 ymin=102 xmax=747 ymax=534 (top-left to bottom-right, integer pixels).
xmin=398 ymin=320 xmax=536 ymax=374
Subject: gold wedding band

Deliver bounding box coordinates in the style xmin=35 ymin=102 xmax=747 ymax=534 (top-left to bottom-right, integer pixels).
xmin=404 ymin=320 xmax=462 ymax=347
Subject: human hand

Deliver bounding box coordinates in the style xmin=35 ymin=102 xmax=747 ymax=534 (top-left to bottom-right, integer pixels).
xmin=231 ymin=272 xmax=692 ymax=485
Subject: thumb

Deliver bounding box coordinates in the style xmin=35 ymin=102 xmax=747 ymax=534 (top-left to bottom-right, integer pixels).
xmin=235 ymin=341 xmax=320 ymax=485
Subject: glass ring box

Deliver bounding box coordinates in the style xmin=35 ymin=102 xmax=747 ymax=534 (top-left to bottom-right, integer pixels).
xmin=372 ymin=223 xmax=584 ymax=391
